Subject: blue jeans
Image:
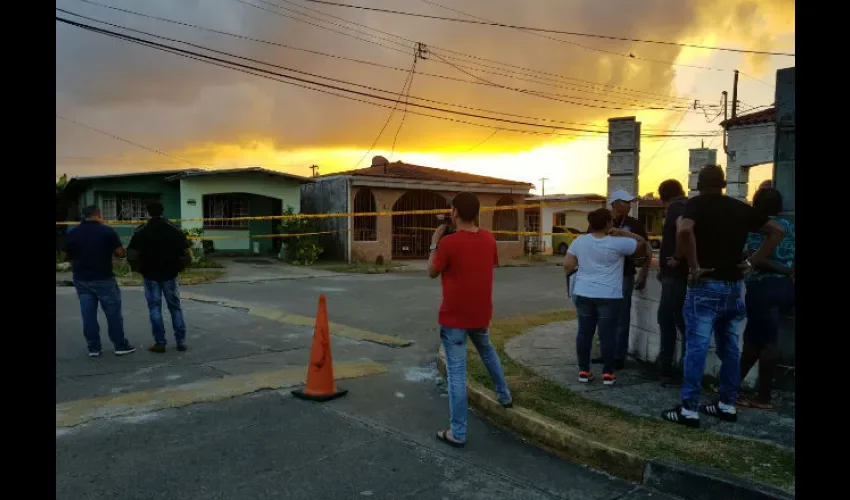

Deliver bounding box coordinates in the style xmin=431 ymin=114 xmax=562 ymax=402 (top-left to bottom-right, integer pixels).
xmin=616 ymin=274 xmax=635 ymax=361
xmin=574 ymin=295 xmax=621 ymax=374
xmin=143 ymin=279 xmax=187 ymax=346
xmin=74 ymin=279 xmax=130 ymax=352
xmin=680 ymin=280 xmax=746 ymax=411
xmin=657 ymin=274 xmax=687 ymax=372
xmin=441 ymin=326 xmax=511 ymax=442
xmin=743 ymin=276 xmax=795 ymax=348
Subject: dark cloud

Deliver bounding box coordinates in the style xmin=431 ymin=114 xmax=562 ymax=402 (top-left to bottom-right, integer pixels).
xmin=55 ymin=0 xmax=792 ymax=171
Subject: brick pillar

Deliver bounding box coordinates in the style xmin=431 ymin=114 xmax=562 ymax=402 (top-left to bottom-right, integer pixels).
xmin=687 ymin=148 xmax=718 ymax=198
xmin=607 ymin=117 xmax=641 ymax=217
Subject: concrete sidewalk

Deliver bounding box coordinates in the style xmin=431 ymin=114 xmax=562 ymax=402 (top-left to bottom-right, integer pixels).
xmin=505 ymin=320 xmax=795 ymax=449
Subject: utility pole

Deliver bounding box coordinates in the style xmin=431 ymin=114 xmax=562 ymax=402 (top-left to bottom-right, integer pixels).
xmin=731 ymin=70 xmax=739 ymax=119
xmin=310 ymin=164 xmax=319 ymax=177
xmin=538 ymin=177 xmax=548 ymax=197
xmin=415 ymin=42 xmax=429 ymax=61
xmin=722 ymin=91 xmax=729 ymax=155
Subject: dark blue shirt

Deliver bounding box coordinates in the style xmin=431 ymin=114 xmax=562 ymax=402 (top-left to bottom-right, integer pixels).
xmin=659 ymin=197 xmax=688 ymax=278
xmin=64 ymin=220 xmax=122 ymax=282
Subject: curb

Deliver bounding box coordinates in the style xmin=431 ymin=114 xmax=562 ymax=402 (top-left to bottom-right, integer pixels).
xmin=437 ymin=348 xmax=794 ymax=499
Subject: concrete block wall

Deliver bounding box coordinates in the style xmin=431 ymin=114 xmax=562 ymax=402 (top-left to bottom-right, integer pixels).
xmin=628 ymin=274 xmax=759 ymax=388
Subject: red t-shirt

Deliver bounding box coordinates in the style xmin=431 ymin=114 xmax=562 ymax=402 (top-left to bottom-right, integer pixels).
xmin=433 ymin=229 xmax=499 ymax=329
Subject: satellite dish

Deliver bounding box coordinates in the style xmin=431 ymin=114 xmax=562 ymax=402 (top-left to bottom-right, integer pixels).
xmin=371 ymin=155 xmax=389 ymax=167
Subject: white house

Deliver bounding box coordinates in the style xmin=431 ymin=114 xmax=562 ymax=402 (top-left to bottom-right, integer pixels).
xmin=524 ymin=194 xmax=606 ymax=254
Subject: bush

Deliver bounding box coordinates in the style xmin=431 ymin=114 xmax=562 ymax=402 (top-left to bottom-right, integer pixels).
xmin=276 ymin=206 xmax=324 ymax=266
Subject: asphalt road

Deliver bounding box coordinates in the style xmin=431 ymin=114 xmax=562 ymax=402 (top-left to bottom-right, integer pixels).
xmin=56 ymin=266 xmax=678 ymax=500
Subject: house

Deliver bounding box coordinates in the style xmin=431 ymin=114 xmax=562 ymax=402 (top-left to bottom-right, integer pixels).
xmin=523 ymin=194 xmax=607 ymax=255
xmin=62 ymin=167 xmax=313 ymax=254
xmin=302 ymin=156 xmax=534 ymax=263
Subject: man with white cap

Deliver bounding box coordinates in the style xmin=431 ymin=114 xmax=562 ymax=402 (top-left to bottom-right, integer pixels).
xmin=589 ymin=190 xmax=650 ymax=370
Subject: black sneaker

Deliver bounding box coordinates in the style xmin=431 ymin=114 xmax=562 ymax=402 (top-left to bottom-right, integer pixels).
xmin=500 ymin=401 xmax=513 ymax=409
xmin=176 ymin=344 xmax=188 ymax=352
xmin=699 ymin=402 xmax=738 ymax=422
xmin=661 ymin=406 xmax=700 ymax=428
xmin=148 ymin=344 xmax=166 ymax=354
xmin=114 ymin=345 xmax=136 ymax=356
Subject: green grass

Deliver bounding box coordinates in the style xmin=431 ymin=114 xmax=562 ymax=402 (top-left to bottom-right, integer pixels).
xmin=111 ymin=261 xmax=224 ymax=286
xmin=466 ymin=310 xmax=795 ymax=491
xmin=187 ymin=259 xmax=225 ymax=269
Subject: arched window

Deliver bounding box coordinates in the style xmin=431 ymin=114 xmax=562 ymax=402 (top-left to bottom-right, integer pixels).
xmin=493 ymin=196 xmax=518 ymax=241
xmin=353 ymin=188 xmax=377 ymax=241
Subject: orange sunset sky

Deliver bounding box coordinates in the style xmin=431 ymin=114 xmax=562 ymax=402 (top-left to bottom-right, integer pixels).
xmin=55 ymin=0 xmax=795 ymax=201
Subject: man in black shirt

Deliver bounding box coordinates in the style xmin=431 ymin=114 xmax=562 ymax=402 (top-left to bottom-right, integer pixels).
xmin=590 ymin=191 xmax=649 ymax=369
xmin=127 ymin=201 xmax=192 ymax=353
xmin=662 ymin=166 xmax=785 ymax=428
xmin=656 ymin=180 xmax=688 ymax=382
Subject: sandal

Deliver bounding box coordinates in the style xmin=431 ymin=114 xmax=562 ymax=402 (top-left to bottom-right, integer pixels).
xmin=436 ymin=429 xmax=465 ymax=448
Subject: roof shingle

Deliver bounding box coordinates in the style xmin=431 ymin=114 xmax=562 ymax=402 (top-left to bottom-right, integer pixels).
xmin=720 ymin=107 xmax=775 ymax=128
xmin=325 ymin=160 xmax=533 ymax=187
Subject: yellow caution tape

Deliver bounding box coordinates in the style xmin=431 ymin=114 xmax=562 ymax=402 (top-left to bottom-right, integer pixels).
xmin=55 ymin=199 xmax=599 ymax=226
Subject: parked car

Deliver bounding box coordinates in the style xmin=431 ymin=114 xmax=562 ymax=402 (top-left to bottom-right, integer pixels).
xmin=552 ymin=226 xmax=582 ymax=254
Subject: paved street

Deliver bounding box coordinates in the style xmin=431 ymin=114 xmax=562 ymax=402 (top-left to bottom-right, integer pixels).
xmin=56 ymin=266 xmax=677 ymax=500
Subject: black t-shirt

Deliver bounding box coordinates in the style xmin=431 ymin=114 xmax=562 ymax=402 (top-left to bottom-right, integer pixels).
xmin=682 ymin=193 xmax=769 ymax=281
xmin=64 ymin=220 xmax=123 ymax=282
xmin=659 ymin=197 xmax=688 ymax=279
xmin=585 ymin=215 xmax=647 ymax=276
xmin=127 ymin=217 xmax=191 ymax=282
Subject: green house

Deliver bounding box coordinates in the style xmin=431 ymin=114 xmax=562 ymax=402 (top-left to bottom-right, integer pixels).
xmin=63 ymin=168 xmax=314 ymax=254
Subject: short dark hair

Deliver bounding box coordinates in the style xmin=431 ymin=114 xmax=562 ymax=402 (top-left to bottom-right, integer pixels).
xmin=587 ymin=208 xmax=612 ymax=231
xmin=81 ymin=205 xmax=101 ymax=219
xmin=752 ymin=188 xmax=783 ymax=216
xmin=451 ymin=192 xmax=480 ymax=222
xmin=697 ymin=165 xmax=726 ymax=191
xmin=658 ymin=179 xmax=685 ymax=202
xmin=146 ymin=200 xmax=164 ymax=217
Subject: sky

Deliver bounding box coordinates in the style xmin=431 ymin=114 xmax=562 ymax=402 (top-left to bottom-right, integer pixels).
xmin=55 ymin=0 xmax=795 ymax=200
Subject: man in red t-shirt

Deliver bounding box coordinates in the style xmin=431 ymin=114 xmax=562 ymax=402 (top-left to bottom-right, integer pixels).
xmin=429 ymin=192 xmax=512 ymax=448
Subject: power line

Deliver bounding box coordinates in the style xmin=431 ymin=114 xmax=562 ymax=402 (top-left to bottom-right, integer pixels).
xmin=303 ymin=0 xmax=796 ymax=57
xmin=69 ymin=0 xmax=698 ymax=112
xmin=56 ymin=114 xmax=197 ymax=167
xmin=56 ymin=12 xmax=719 ymax=137
xmin=640 ymin=111 xmax=688 ymax=178
xmin=739 ymin=71 xmax=776 ymax=90
xmin=389 ymin=45 xmax=422 ymax=159
xmin=413 ymin=0 xmax=725 ymax=72
xmin=355 ymin=54 xmax=418 ymax=168
xmin=248 ymin=0 xmax=710 ymax=105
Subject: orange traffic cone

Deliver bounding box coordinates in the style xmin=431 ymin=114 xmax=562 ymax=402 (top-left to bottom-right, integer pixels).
xmin=291 ymin=294 xmax=349 ymax=402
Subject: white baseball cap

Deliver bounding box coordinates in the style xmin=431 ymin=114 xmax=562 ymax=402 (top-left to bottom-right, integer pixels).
xmin=609 ymin=190 xmax=636 ymax=205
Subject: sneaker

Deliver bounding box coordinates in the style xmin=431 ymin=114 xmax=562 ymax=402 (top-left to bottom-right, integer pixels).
xmin=148 ymin=344 xmax=166 ymax=354
xmin=114 ymin=345 xmax=136 ymax=356
xmin=603 ymin=373 xmax=615 ymax=386
xmin=176 ymin=344 xmax=188 ymax=352
xmin=88 ymin=351 xmax=102 ymax=358
xmin=661 ymin=406 xmax=700 ymax=428
xmin=578 ymin=371 xmax=594 ymax=383
xmin=699 ymin=402 xmax=738 ymax=422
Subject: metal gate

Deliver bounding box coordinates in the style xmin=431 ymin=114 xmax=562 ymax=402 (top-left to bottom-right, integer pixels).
xmin=391 ymin=190 xmax=450 ymax=259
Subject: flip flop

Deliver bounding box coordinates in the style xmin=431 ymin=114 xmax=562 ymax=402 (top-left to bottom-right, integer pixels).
xmin=436 ymin=429 xmax=466 ymax=448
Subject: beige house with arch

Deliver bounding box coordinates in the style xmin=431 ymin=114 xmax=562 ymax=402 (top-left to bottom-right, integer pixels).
xmin=301 ymin=157 xmax=534 ymax=264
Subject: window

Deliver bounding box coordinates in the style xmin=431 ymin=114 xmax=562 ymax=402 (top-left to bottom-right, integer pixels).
xmin=99 ymin=192 xmax=158 ymax=221
xmin=493 ymin=196 xmax=519 ymax=242
xmin=554 ymin=212 xmax=567 ymax=227
xmin=353 ymin=188 xmax=377 ymax=241
xmin=203 ymin=194 xmax=249 ymax=229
